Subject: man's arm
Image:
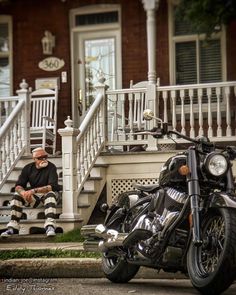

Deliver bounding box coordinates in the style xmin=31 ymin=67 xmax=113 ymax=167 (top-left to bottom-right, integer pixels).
xmin=32 ymin=185 xmax=52 ymax=194
xmin=15 ymin=165 xmax=31 ymax=202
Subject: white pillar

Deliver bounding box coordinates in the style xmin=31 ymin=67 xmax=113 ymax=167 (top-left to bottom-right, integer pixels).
xmin=58 ymin=117 xmax=81 ymax=220
xmin=142 ymin=0 xmax=160 ymax=84
xmin=16 ymin=79 xmax=31 ymax=155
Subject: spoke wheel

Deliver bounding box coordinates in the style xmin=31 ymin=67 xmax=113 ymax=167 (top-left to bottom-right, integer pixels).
xmin=197 ymin=215 xmax=225 ymax=276
xmin=187 ymin=208 xmax=236 ymax=295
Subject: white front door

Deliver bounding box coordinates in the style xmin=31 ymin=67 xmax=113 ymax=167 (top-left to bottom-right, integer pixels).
xmin=72 ymin=29 xmax=121 ymax=127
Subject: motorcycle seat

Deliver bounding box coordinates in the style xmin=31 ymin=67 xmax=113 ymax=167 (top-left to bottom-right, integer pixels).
xmin=133 ymin=183 xmax=160 ymax=192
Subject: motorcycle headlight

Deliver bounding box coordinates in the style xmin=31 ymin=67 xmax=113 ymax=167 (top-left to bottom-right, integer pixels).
xmin=204 ymin=153 xmax=228 ymax=177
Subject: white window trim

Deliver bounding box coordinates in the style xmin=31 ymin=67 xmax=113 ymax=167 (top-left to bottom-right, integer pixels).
xmin=168 ymin=0 xmax=227 ymax=86
xmin=0 ymin=15 xmax=13 ymax=96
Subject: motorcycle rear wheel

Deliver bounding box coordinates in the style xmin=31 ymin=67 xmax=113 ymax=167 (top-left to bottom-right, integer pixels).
xmin=102 ymin=254 xmax=140 ymax=283
xmin=187 ymin=208 xmax=236 ymax=295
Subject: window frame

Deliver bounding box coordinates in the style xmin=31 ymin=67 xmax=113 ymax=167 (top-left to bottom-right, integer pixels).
xmin=168 ymin=0 xmax=227 ymax=86
xmin=0 ymin=15 xmax=13 ymax=96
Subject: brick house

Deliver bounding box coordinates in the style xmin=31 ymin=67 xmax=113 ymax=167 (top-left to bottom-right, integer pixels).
xmin=1 ymin=0 xmax=236 ymax=232
xmin=1 ymin=0 xmax=235 ymax=131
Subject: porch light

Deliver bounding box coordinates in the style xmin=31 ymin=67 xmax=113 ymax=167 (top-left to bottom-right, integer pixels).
xmin=41 ymin=30 xmax=55 ymax=55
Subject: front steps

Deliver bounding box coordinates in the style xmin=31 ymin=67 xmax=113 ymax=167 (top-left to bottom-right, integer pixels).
xmin=0 ymin=155 xmax=108 ymax=234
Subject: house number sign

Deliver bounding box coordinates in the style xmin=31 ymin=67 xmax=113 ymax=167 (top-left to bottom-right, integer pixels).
xmin=38 ymin=57 xmax=65 ymax=71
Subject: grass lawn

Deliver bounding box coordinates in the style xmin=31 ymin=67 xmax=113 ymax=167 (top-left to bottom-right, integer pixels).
xmin=0 ymin=228 xmax=101 ymax=260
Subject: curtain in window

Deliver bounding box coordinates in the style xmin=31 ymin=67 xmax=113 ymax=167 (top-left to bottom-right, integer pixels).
xmin=0 ymin=22 xmax=10 ymax=97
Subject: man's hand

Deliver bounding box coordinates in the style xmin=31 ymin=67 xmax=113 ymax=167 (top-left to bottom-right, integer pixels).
xmin=21 ymin=190 xmax=34 ymax=203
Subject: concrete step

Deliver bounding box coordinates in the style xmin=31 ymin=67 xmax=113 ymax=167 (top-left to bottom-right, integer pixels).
xmin=0 ymin=193 xmax=14 ymax=206
xmin=0 ymin=206 xmax=63 ymax=222
xmin=0 ymin=217 xmax=83 ymax=235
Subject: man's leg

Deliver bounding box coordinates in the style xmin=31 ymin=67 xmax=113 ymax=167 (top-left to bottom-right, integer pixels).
xmin=42 ymin=191 xmax=58 ymax=236
xmin=1 ymin=193 xmax=25 ymax=236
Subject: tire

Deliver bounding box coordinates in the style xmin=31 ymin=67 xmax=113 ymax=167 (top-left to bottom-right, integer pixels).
xmin=187 ymin=208 xmax=236 ymax=295
xmin=102 ymin=192 xmax=140 ymax=283
xmin=102 ymin=255 xmax=140 ymax=283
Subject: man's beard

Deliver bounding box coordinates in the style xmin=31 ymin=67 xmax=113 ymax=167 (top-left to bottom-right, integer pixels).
xmin=37 ymin=161 xmax=48 ymax=168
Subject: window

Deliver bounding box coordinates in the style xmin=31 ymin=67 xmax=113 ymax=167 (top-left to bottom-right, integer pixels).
xmin=0 ymin=15 xmax=12 ymax=97
xmin=169 ymin=2 xmax=226 ymax=86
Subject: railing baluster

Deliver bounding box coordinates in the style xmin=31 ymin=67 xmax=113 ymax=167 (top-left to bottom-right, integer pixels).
xmin=225 ymin=86 xmax=231 ymax=137
xmin=77 ymin=145 xmax=82 ymax=184
xmin=180 ymin=89 xmax=186 ymax=135
xmin=216 ymin=87 xmax=222 ymax=137
xmin=189 ymin=89 xmax=195 ymax=138
xmin=207 ymin=88 xmax=213 ymax=138
xmin=171 ymin=90 xmax=177 ymax=133
xmin=198 ymin=88 xmax=203 ymax=136
xmin=128 ymin=92 xmax=134 ymax=140
xmin=121 ymin=94 xmax=125 ymax=131
xmin=80 ymin=139 xmax=85 ymax=178
xmin=163 ymin=90 xmax=168 ymax=123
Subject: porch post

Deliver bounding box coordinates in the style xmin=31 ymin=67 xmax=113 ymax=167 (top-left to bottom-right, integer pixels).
xmin=58 ymin=117 xmax=81 ymax=220
xmin=16 ymin=79 xmax=31 ymax=155
xmin=142 ymin=0 xmax=160 ymax=150
xmin=142 ymin=0 xmax=159 ymax=84
xmin=95 ymin=73 xmax=109 ymax=146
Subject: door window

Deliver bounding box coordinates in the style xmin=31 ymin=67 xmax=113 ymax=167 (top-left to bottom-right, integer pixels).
xmin=84 ymin=37 xmax=116 ymax=110
xmin=0 ymin=16 xmax=12 ymax=97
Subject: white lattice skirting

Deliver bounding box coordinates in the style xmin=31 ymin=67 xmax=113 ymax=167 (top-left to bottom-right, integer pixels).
xmin=111 ymin=178 xmax=159 ymax=201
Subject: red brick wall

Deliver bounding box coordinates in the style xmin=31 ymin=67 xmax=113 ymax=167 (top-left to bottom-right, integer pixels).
xmin=1 ymin=0 xmax=235 ymax=149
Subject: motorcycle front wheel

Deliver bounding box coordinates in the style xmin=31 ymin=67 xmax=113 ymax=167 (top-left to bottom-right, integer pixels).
xmin=187 ymin=208 xmax=236 ymax=295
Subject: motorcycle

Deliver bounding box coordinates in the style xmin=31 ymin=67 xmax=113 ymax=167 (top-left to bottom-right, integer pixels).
xmin=81 ymin=109 xmax=236 ymax=295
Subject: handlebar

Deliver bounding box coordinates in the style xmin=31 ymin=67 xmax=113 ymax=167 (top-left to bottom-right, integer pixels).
xmin=135 ymin=126 xmax=236 ymax=159
xmin=138 ymin=110 xmax=236 ymax=158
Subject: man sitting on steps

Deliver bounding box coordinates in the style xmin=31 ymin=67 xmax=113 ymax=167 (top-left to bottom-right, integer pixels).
xmin=1 ymin=147 xmax=61 ymax=238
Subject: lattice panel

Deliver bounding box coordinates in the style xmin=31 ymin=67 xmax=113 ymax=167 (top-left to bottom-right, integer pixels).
xmin=159 ymin=144 xmax=176 ymax=151
xmin=111 ymin=178 xmax=158 ymax=201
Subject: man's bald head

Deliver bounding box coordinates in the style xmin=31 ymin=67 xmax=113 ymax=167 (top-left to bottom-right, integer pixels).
xmin=32 ymin=147 xmax=48 ymax=159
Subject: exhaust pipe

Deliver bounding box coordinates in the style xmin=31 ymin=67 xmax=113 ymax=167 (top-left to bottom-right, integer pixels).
xmin=81 ymin=224 xmax=153 ymax=252
xmin=81 ymin=224 xmax=128 ymax=252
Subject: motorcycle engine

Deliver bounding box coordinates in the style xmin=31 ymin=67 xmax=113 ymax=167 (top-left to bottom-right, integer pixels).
xmin=133 ymin=187 xmax=187 ymax=256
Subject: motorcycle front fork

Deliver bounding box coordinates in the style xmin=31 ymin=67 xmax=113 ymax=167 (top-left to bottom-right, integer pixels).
xmin=187 ymin=147 xmax=202 ymax=246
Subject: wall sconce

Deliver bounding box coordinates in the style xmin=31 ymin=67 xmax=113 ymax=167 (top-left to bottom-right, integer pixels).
xmin=41 ymin=30 xmax=55 ymax=55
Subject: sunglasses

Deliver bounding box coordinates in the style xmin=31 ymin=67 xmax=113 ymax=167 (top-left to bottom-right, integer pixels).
xmin=35 ymin=155 xmax=48 ymax=160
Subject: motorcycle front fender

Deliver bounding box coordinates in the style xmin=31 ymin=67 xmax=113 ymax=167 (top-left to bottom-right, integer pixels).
xmin=104 ymin=206 xmax=127 ymax=228
xmin=209 ymin=192 xmax=236 ymax=209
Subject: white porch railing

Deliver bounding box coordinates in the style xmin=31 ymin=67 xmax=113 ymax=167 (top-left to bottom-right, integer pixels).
xmin=58 ymin=79 xmax=236 ymax=221
xmin=0 ymin=80 xmax=31 ymax=190
xmin=158 ymin=81 xmax=236 ymax=141
xmin=0 ymin=96 xmax=18 ymax=126
xmin=58 ymin=82 xmax=107 ymax=219
xmin=107 ymin=81 xmax=236 ymax=148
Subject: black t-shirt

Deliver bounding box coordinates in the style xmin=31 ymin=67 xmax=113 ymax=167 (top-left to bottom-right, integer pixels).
xmin=15 ymin=161 xmax=60 ymax=192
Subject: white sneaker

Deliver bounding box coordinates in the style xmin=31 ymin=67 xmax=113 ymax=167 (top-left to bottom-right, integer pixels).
xmin=46 ymin=226 xmax=56 ymax=237
xmin=1 ymin=227 xmax=19 ymax=238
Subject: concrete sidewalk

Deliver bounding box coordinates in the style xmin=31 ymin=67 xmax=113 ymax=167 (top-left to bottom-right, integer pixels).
xmin=0 ymin=235 xmax=186 ymax=280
